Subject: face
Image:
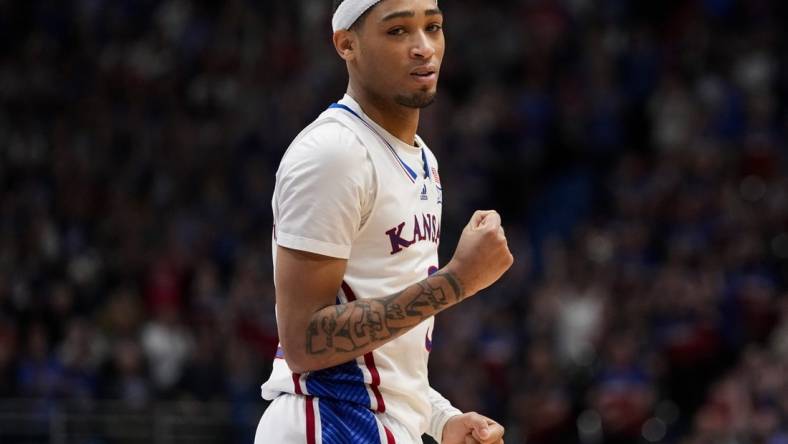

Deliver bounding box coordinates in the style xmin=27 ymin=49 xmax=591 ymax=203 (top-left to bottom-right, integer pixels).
xmin=343 ymin=0 xmax=445 ymax=109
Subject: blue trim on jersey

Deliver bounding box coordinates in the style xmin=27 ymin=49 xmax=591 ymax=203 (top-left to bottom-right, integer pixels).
xmin=329 ymin=102 xmax=430 ymax=182
xmin=421 ymin=148 xmax=430 ymax=180
xmin=318 ymin=398 xmax=383 ymax=444
xmin=304 ymin=361 xmax=372 ymax=407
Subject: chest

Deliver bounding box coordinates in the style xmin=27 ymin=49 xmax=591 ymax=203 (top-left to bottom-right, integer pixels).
xmin=359 ymin=156 xmax=443 ymax=259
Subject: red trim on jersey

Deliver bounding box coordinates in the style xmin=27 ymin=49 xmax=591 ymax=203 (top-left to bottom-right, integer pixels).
xmin=341 ymin=281 xmax=387 ymax=413
xmin=292 ymin=373 xmax=303 ymax=395
xmin=340 ymin=281 xmax=356 ymax=302
xmin=306 ymin=396 xmax=316 ymax=444
xmin=384 ymin=425 xmax=397 ymax=443
xmin=364 ymin=352 xmax=386 ymax=413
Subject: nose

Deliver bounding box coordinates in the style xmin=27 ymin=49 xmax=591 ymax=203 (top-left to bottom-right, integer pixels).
xmin=410 ymin=31 xmax=436 ymax=59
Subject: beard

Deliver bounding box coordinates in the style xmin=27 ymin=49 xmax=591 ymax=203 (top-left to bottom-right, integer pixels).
xmin=394 ymin=90 xmax=436 ymax=109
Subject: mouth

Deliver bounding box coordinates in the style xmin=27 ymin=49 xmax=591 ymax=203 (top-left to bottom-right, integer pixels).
xmin=410 ymin=66 xmax=438 ymax=83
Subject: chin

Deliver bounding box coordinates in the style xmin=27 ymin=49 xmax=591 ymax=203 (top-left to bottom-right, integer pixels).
xmin=395 ymin=91 xmax=437 ymax=109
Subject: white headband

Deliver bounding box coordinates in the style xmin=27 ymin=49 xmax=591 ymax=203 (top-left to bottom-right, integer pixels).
xmin=332 ymin=0 xmax=382 ymax=32
xmin=332 ymin=0 xmax=438 ymax=32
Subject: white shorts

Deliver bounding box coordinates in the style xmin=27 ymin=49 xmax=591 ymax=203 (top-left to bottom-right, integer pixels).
xmin=255 ymin=394 xmax=421 ymax=444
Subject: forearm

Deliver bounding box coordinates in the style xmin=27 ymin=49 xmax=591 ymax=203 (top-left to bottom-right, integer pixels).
xmin=293 ymin=270 xmax=464 ymax=372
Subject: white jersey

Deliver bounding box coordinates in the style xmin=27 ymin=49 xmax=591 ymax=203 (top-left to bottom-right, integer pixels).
xmin=261 ymin=95 xmax=455 ymax=441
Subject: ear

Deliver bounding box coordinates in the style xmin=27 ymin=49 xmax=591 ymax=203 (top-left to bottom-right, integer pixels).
xmin=333 ymin=30 xmax=357 ymax=61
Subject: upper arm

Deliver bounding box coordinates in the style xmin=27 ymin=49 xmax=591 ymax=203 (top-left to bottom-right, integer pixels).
xmin=274 ymin=121 xmax=374 ymax=259
xmin=272 ymin=122 xmax=373 ymax=370
xmin=275 ymin=246 xmax=347 ymax=371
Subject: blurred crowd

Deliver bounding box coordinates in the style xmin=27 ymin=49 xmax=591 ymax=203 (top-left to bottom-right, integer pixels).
xmin=1 ymin=0 xmax=788 ymax=443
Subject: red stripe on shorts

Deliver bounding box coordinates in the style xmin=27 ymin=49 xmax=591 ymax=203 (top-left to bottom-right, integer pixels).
xmin=305 ymin=395 xmax=316 ymax=444
xmin=292 ymin=373 xmax=303 ymax=395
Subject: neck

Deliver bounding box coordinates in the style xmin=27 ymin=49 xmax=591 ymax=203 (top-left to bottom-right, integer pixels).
xmin=347 ymin=84 xmax=419 ymax=146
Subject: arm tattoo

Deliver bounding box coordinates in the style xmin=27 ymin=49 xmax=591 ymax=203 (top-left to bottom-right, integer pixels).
xmin=434 ymin=271 xmax=464 ymax=302
xmin=306 ymin=271 xmax=464 ymax=356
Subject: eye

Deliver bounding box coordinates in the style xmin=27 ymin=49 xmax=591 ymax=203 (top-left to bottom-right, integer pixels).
xmin=426 ymin=24 xmax=443 ymax=32
xmin=388 ymin=27 xmax=406 ymax=36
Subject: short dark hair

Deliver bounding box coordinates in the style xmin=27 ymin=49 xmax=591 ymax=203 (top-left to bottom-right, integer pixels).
xmin=331 ymin=0 xmax=376 ymax=30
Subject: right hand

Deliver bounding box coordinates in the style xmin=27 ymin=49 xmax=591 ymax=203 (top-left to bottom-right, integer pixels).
xmin=444 ymin=210 xmax=514 ymax=298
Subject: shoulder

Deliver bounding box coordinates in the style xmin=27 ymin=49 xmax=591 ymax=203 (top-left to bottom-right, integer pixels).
xmin=282 ymin=118 xmax=370 ymax=173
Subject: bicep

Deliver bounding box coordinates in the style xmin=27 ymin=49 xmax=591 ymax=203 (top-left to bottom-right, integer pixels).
xmin=275 ymin=246 xmax=347 ymax=360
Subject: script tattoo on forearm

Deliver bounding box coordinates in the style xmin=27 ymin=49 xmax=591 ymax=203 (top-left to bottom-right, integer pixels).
xmin=306 ymin=271 xmax=464 ymax=355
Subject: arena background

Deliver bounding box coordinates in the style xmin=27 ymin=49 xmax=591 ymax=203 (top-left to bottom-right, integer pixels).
xmin=2 ymin=0 xmax=788 ymax=443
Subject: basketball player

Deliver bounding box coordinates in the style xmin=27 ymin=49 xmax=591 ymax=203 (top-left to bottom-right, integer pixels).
xmin=255 ymin=0 xmax=513 ymax=442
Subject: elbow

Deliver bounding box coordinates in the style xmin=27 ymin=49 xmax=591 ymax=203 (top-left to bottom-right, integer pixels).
xmin=285 ymin=356 xmax=327 ymax=374
xmin=280 ymin=344 xmax=321 ymax=374
xmin=279 ymin=320 xmax=332 ymax=373
xmin=284 ymin=356 xmax=310 ymax=374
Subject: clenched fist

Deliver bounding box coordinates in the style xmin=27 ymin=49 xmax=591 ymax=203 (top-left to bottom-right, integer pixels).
xmin=442 ymin=412 xmax=505 ymax=444
xmin=444 ymin=210 xmax=514 ymax=298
